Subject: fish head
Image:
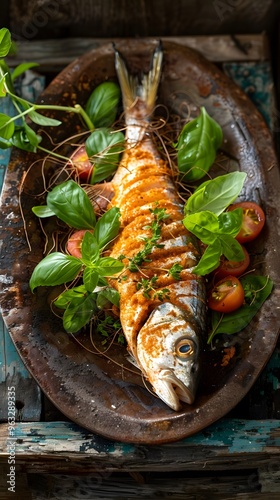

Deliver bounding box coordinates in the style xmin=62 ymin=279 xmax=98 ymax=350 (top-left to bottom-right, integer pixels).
xmin=136 ymin=303 xmax=201 ymax=411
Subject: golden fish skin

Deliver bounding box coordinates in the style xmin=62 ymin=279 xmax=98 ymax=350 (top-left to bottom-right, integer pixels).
xmin=108 ymin=44 xmax=206 ymax=410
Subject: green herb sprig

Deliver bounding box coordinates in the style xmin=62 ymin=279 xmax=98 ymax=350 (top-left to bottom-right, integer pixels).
xmin=208 ymin=275 xmax=274 ymax=344
xmin=175 ymin=106 xmax=223 ymax=181
xmin=0 ymin=27 xmax=124 ymax=174
xmin=183 ymin=172 xmax=247 ymax=275
xmin=30 ymin=180 xmax=123 ymax=333
xmin=96 ymin=315 xmax=124 ymax=346
xmin=136 ymin=276 xmax=170 ymax=301
xmin=128 ymin=205 xmax=169 ymax=272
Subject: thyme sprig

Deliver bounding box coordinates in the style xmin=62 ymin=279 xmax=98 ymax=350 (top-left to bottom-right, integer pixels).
xmin=136 ymin=276 xmax=170 ymax=301
xmin=96 ymin=315 xmax=125 ymax=345
xmin=125 ymin=205 xmax=183 ymax=299
xmin=128 ymin=205 xmax=169 ymax=272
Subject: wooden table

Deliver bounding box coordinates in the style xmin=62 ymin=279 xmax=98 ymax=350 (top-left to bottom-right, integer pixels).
xmin=0 ymin=34 xmax=279 ymax=499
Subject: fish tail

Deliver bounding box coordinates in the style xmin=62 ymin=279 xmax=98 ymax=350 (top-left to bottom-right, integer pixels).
xmin=114 ymin=41 xmax=163 ymax=119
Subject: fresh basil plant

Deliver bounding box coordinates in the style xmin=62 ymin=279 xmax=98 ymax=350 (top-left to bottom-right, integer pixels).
xmin=86 ymin=127 xmax=125 ymax=183
xmin=176 ymin=106 xmax=223 ymax=181
xmin=183 ymin=172 xmax=247 ymax=276
xmin=30 ymin=181 xmax=123 ymax=333
xmin=85 ymin=81 xmax=121 ymax=128
xmin=208 ymin=275 xmax=274 ymax=343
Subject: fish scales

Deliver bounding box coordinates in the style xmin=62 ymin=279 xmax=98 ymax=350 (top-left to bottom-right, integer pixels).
xmin=107 ymin=43 xmax=207 ymax=411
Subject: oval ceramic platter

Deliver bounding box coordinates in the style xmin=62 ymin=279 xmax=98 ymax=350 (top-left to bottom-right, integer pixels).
xmin=0 ymin=40 xmax=279 ymax=444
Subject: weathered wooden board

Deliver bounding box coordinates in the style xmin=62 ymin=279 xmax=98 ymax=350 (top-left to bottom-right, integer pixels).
xmin=3 ymin=38 xmax=280 ymax=444
xmin=6 ymin=34 xmax=270 ymax=74
xmin=0 ymin=471 xmax=32 ymax=500
xmin=0 ymin=317 xmax=41 ymax=422
xmin=0 ymin=419 xmax=279 ymax=473
xmin=24 ymin=470 xmax=280 ymax=499
xmin=0 ymin=33 xmax=279 ymax=498
xmin=223 ymin=61 xmax=276 ymax=131
xmin=0 ymin=72 xmax=45 ymax=423
xmin=8 ymin=0 xmax=276 ymax=41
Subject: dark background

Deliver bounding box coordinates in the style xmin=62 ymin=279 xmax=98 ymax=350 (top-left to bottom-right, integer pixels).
xmin=1 ymin=0 xmax=280 ymax=40
xmin=2 ymin=1 xmax=280 ymax=81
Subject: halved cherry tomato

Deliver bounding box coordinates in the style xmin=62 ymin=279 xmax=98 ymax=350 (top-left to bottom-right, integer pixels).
xmin=68 ymin=145 xmax=93 ymax=182
xmin=214 ymin=245 xmax=250 ymax=280
xmin=208 ymin=275 xmax=245 ymax=313
xmin=228 ymin=201 xmax=265 ymax=244
xmin=67 ymin=230 xmax=92 ymax=259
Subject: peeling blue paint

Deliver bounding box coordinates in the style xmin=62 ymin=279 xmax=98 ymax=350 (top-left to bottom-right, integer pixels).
xmin=11 ymin=420 xmax=280 ymax=455
xmin=181 ymin=419 xmax=280 ymax=453
xmin=223 ymin=61 xmax=275 ymax=130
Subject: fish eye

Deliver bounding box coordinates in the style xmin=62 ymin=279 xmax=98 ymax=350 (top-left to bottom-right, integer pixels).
xmin=174 ymin=338 xmax=195 ymax=359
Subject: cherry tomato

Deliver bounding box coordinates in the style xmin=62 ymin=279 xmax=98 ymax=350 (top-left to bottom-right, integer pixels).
xmin=67 ymin=230 xmax=92 ymax=259
xmin=208 ymin=276 xmax=245 ymax=313
xmin=214 ymin=245 xmax=250 ymax=280
xmin=69 ymin=145 xmax=93 ymax=182
xmin=228 ymin=201 xmax=265 ymax=244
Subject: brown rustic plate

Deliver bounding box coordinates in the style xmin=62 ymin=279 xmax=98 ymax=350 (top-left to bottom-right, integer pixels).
xmin=1 ymin=40 xmax=279 ymax=444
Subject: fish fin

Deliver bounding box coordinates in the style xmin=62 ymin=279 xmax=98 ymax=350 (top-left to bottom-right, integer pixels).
xmin=114 ymin=41 xmax=163 ymax=116
xmin=83 ymin=182 xmax=115 ymax=214
xmin=125 ymin=352 xmax=141 ymax=370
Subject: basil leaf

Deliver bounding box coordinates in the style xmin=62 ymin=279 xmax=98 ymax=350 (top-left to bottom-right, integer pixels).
xmin=97 ymin=276 xmax=109 ymax=287
xmin=217 ymin=209 xmax=242 ymax=236
xmin=47 ymin=180 xmax=96 ymax=229
xmin=0 ymin=28 xmax=11 ymax=58
xmin=0 ymin=59 xmax=13 ymax=94
xmin=32 ymin=205 xmax=55 ymax=218
xmin=86 ymin=128 xmax=124 ymax=183
xmin=0 ymin=113 xmax=14 ymax=140
xmin=62 ymin=293 xmax=97 ymax=333
xmin=185 ymin=172 xmax=247 ymax=215
xmin=83 ymin=268 xmax=99 ymax=292
xmin=96 ymin=286 xmax=120 ymax=309
xmin=94 ymin=207 xmax=121 ymax=249
xmin=0 ymin=72 xmax=7 ymax=97
xmin=96 ymin=257 xmax=124 ymax=276
xmin=176 ymin=107 xmax=223 ymax=181
xmin=54 ymin=285 xmax=87 ymax=309
xmin=81 ymin=232 xmax=100 ymax=265
xmin=185 ymin=208 xmax=244 ymax=275
xmin=208 ymin=275 xmax=274 ymax=342
xmin=28 ymin=110 xmax=62 ymax=127
xmin=10 ymin=125 xmax=41 ymax=152
xmin=24 ymin=123 xmax=42 ymax=147
xmin=193 ymin=240 xmax=222 ymax=275
xmin=220 ymin=235 xmax=244 ymax=262
xmin=183 ymin=211 xmax=219 ymax=244
xmin=0 ymin=136 xmax=12 ymax=149
xmin=30 ymin=252 xmax=82 ymax=292
xmin=11 ymin=62 xmax=39 ymax=82
xmin=85 ymin=81 xmax=121 ymax=128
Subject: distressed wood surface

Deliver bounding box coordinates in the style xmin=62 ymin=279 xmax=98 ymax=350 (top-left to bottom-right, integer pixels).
xmin=0 ymin=40 xmax=279 ymax=500
xmin=0 ymin=471 xmax=32 ymax=500
xmin=6 ymin=34 xmax=270 ymax=74
xmin=8 ymin=0 xmax=275 ymax=40
xmin=0 ymin=317 xmax=41 ymax=423
xmin=0 ymin=36 xmax=279 ymax=499
xmin=0 ymin=72 xmax=45 ymax=423
xmin=23 ymin=470 xmax=280 ymax=499
xmin=0 ymin=419 xmax=279 ymax=473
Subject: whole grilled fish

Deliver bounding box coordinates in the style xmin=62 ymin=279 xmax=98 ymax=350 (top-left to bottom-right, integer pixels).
xmin=107 ymin=43 xmax=206 ymax=411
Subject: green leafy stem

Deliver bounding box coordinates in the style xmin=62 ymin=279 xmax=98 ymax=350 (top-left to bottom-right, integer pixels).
xmin=208 ymin=275 xmax=273 ymax=344
xmin=30 ymin=180 xmax=123 ymax=333
xmin=183 ymin=171 xmax=247 ymax=276
xmin=30 ymin=185 xmax=186 ymax=331
xmin=0 ymin=27 xmax=123 ymax=168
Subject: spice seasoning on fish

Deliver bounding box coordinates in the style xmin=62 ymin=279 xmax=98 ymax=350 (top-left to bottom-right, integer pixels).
xmin=105 ymin=43 xmax=207 ymax=411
